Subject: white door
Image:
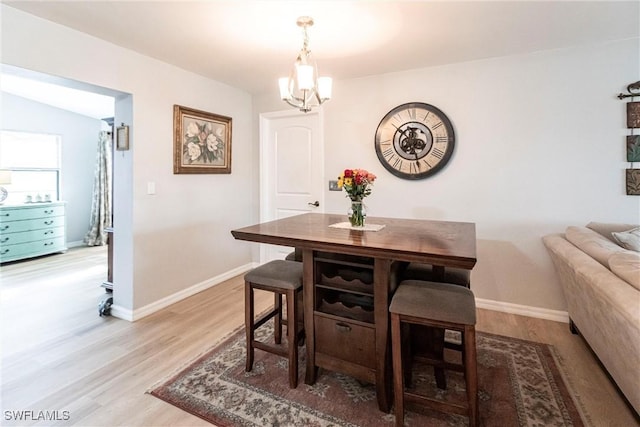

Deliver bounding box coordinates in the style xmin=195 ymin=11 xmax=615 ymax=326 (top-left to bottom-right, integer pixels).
xmin=259 ymin=109 xmax=324 ymax=262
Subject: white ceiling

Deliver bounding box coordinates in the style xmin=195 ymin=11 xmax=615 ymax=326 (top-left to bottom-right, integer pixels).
xmin=1 ymin=73 xmax=115 ymax=120
xmin=2 ymin=1 xmax=639 ymax=110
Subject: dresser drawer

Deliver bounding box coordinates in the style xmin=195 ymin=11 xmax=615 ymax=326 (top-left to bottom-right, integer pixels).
xmin=0 ymin=236 xmax=66 ymax=262
xmin=0 ymin=216 xmax=65 ymax=234
xmin=0 ymin=226 xmax=65 ymax=246
xmin=0 ymin=204 xmax=64 ymax=223
xmin=314 ymin=313 xmax=376 ymax=369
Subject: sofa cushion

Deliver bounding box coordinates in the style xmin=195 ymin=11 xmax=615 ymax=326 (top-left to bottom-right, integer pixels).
xmin=612 ymin=227 xmax=640 ymax=252
xmin=608 ymin=251 xmax=640 ymax=290
xmin=587 ymin=222 xmax=639 ymax=243
xmin=565 ymin=226 xmax=625 ymax=267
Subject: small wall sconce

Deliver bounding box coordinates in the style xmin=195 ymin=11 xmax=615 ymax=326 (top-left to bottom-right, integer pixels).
xmin=116 ymin=124 xmax=129 ymax=151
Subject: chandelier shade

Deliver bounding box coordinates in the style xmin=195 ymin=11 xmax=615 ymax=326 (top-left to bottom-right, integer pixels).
xmin=278 ymin=16 xmax=332 ymax=113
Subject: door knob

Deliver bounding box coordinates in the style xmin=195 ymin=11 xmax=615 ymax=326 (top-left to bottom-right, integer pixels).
xmin=308 ymin=201 xmax=320 ymax=207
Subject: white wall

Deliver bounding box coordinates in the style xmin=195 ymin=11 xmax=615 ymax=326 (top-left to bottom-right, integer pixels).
xmin=3 ymin=4 xmax=638 ymax=318
xmin=1 ymin=92 xmax=101 ymax=244
xmin=1 ymin=5 xmax=255 ymax=316
xmin=255 ymin=38 xmax=640 ymax=313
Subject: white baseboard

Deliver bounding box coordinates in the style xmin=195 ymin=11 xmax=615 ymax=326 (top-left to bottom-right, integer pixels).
xmin=109 ymin=264 xmax=568 ymax=324
xmin=67 ymin=240 xmax=85 ymax=248
xmin=110 ymin=304 xmax=133 ymax=321
xmin=476 ymin=297 xmax=569 ymax=323
xmin=110 ymin=262 xmax=258 ymax=322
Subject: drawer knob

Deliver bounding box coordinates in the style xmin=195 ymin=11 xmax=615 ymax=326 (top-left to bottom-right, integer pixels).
xmin=44 ymin=220 xmax=54 ymax=225
xmin=44 ymin=242 xmax=54 ymax=246
xmin=44 ymin=230 xmax=53 ymax=235
xmin=0 ymin=237 xmax=8 ymax=243
xmin=44 ymin=210 xmax=54 ymax=214
xmin=335 ymin=322 xmax=352 ymax=333
xmin=0 ymin=213 xmax=9 ymax=217
xmin=0 ymin=226 xmax=8 ymax=231
xmin=1 ymin=249 xmax=8 ymax=255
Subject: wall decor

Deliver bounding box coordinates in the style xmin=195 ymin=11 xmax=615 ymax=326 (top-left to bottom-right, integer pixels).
xmin=116 ymin=124 xmax=129 ymax=151
xmin=374 ymin=102 xmax=455 ymax=180
xmin=618 ymin=81 xmax=640 ymax=196
xmin=627 ymin=136 xmax=640 ymax=162
xmin=626 ymin=169 xmax=640 ymax=195
xmin=627 ymin=102 xmax=640 ymax=128
xmin=617 ymin=80 xmax=640 ymax=100
xmin=173 ymin=105 xmax=232 ymax=174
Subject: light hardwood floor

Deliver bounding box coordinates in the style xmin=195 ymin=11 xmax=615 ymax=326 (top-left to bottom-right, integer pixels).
xmin=1 ymin=246 xmax=637 ymax=426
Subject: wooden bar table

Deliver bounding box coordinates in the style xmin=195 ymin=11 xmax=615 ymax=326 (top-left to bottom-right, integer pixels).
xmin=231 ymin=213 xmax=476 ymax=412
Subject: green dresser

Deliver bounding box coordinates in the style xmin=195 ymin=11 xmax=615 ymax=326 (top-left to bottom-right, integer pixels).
xmin=0 ymin=202 xmax=67 ymax=263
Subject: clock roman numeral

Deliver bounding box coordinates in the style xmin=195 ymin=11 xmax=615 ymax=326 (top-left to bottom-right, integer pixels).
xmin=432 ymin=121 xmax=444 ymax=130
xmin=422 ymin=111 xmax=430 ymax=122
xmin=409 ymin=161 xmax=420 ymax=174
xmin=383 ymin=147 xmax=395 ymax=158
xmin=435 ymin=136 xmax=448 ymax=143
xmin=393 ymin=157 xmax=403 ymax=170
xmin=423 ymin=159 xmax=432 ymax=169
xmin=407 ymin=108 xmax=417 ymax=120
xmin=431 ymin=148 xmax=445 ymax=159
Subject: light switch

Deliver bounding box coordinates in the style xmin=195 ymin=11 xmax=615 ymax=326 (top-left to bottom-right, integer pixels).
xmin=147 ymin=182 xmax=156 ymax=195
xmin=329 ymin=180 xmax=341 ymax=191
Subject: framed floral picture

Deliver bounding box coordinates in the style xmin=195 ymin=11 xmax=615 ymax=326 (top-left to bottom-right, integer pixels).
xmin=173 ymin=105 xmax=232 ymax=174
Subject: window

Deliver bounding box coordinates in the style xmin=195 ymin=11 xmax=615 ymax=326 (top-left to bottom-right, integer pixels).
xmin=0 ymin=130 xmax=61 ymax=205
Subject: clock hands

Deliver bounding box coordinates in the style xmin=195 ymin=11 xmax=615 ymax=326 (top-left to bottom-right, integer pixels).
xmin=391 ymin=124 xmax=427 ymax=173
xmin=395 ymin=125 xmax=427 ymax=157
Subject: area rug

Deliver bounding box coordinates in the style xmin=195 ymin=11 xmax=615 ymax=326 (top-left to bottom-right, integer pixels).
xmin=149 ymin=325 xmax=587 ymax=426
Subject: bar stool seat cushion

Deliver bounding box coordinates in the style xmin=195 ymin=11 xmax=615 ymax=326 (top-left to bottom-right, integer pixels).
xmin=402 ymin=263 xmax=470 ymax=287
xmin=245 ymin=260 xmax=303 ymax=290
xmin=284 ymin=248 xmax=303 ymax=262
xmin=390 ymin=280 xmax=476 ymax=325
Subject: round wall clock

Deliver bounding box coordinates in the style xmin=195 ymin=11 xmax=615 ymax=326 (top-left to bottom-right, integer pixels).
xmin=374 ymin=102 xmax=455 ymax=180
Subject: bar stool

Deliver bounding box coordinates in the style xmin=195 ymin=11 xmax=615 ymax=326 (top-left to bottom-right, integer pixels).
xmin=390 ymin=280 xmax=478 ymax=427
xmin=400 ymin=263 xmax=471 ymax=388
xmin=245 ymin=260 xmax=304 ymax=388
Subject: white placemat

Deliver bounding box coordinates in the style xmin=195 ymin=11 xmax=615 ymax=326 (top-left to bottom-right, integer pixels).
xmin=329 ymin=222 xmax=386 ymax=231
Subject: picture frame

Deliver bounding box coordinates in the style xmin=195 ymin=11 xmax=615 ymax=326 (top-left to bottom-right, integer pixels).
xmin=116 ymin=124 xmax=129 ymax=151
xmin=627 ymin=102 xmax=640 ymax=128
xmin=627 ymin=135 xmax=640 ymax=162
xmin=173 ymin=105 xmax=232 ymax=174
xmin=626 ymin=169 xmax=640 ymax=196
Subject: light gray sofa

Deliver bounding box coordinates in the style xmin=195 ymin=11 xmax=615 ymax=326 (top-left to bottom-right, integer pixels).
xmin=543 ymin=222 xmax=640 ymax=415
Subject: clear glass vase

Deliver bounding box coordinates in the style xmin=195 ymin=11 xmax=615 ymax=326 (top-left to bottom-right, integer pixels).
xmin=348 ymin=200 xmax=366 ymax=227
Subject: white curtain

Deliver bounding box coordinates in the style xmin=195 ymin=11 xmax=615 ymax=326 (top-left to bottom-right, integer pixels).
xmin=84 ymin=131 xmax=112 ymax=246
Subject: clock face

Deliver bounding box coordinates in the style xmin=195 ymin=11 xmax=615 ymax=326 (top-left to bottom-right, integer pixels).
xmin=374 ymin=102 xmax=455 ymax=180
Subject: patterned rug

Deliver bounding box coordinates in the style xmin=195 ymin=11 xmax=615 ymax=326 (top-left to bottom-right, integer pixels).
xmin=149 ymin=325 xmax=586 ymax=426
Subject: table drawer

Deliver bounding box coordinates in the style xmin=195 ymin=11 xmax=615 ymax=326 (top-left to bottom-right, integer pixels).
xmin=0 ymin=216 xmax=65 ymax=234
xmin=0 ymin=204 xmax=64 ymax=223
xmin=0 ymin=236 xmax=66 ymax=262
xmin=0 ymin=226 xmax=65 ymax=246
xmin=314 ymin=313 xmax=376 ymax=369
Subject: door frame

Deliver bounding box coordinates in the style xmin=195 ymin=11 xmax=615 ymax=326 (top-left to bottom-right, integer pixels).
xmin=258 ymin=108 xmax=325 ymax=262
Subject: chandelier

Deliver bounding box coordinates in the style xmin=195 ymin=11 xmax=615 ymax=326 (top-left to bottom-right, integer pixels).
xmin=278 ymin=16 xmax=332 ymax=113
